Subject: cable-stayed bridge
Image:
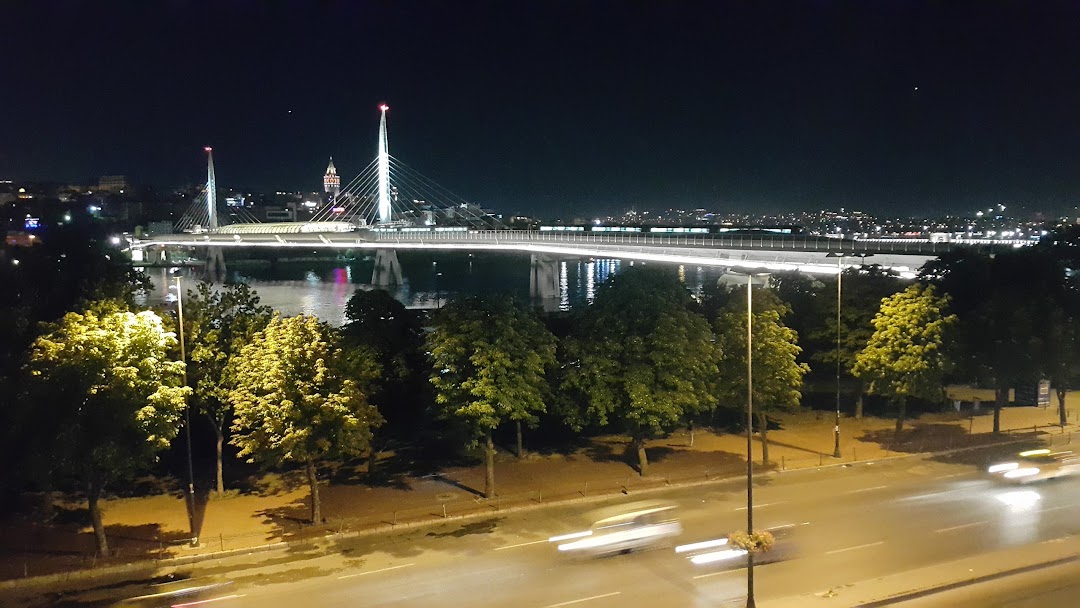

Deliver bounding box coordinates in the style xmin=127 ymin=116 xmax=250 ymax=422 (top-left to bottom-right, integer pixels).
xmin=134 ymin=104 xmax=1010 ymax=289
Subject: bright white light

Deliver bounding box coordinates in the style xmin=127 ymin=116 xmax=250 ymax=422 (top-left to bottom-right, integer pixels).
xmin=675 ymin=538 xmax=729 ymax=554
xmin=379 ymin=104 xmax=389 ymax=112
xmin=690 ymin=549 xmax=748 ymax=565
xmin=110 ymin=236 xmax=121 ymax=245
xmin=996 ymin=490 xmax=1040 ymax=508
xmin=988 ymin=462 xmax=1019 ymax=473
xmin=1004 ymin=468 xmax=1040 ymax=479
xmin=548 ymin=530 xmax=592 ymax=543
xmin=11 ymin=259 xmax=19 ymax=266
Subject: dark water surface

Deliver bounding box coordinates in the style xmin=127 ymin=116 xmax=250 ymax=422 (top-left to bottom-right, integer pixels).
xmin=141 ymin=251 xmax=730 ymax=325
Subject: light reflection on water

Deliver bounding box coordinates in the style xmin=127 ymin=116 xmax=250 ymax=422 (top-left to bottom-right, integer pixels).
xmin=140 ymin=252 xmax=734 ymax=325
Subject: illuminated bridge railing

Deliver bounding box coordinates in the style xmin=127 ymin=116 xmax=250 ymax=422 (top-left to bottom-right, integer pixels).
xmin=364 ymin=229 xmax=1015 ymax=255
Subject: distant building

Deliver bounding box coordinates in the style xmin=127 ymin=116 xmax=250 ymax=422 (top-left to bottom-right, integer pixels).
xmin=323 ymin=158 xmax=340 ymax=197
xmin=97 ymin=175 xmax=129 ymax=193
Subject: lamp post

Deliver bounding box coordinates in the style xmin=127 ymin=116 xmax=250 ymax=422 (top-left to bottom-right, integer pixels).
xmin=733 ymin=269 xmax=769 ymax=608
xmin=175 ymin=276 xmax=198 ymax=546
xmin=825 ymin=252 xmax=872 ymax=459
xmin=745 ymin=271 xmax=756 ymax=608
xmin=432 ymin=261 xmax=442 ymax=309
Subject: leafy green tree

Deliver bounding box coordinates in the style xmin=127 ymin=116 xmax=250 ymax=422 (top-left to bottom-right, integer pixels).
xmin=24 ymin=300 xmax=189 ymax=555
xmin=809 ymin=265 xmax=905 ymax=418
xmin=1041 ymin=305 xmax=1080 ymax=427
xmin=0 ymin=227 xmax=149 ymax=499
xmin=341 ymin=289 xmax=427 ymax=442
xmin=428 ymin=295 xmax=556 ymax=498
xmin=561 ymin=267 xmax=718 ymax=476
xmin=921 ymin=248 xmax=1067 ymax=432
xmin=714 ymin=288 xmax=809 ymax=465
xmin=180 ymin=282 xmax=272 ymax=494
xmin=228 ymin=314 xmax=382 ymax=523
xmin=853 ymin=284 xmax=956 ymax=433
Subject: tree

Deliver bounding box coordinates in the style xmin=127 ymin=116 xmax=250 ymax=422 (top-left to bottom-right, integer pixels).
xmin=1041 ymin=305 xmax=1080 ymax=427
xmin=428 ymin=295 xmax=556 ymax=498
xmin=921 ymin=248 xmax=1067 ymax=433
xmin=561 ymin=267 xmax=719 ymax=476
xmin=0 ymin=227 xmax=149 ymax=500
xmin=853 ymin=284 xmax=956 ymax=433
xmin=24 ymin=301 xmax=189 ymax=555
xmin=181 ymin=282 xmax=272 ymax=494
xmin=809 ymin=265 xmax=905 ymax=418
xmin=714 ymin=288 xmax=809 ymax=465
xmin=228 ymin=314 xmax=382 ymax=523
xmin=341 ymin=289 xmax=427 ymax=442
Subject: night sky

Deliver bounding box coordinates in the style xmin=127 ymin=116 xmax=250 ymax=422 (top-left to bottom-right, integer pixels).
xmin=3 ymin=1 xmax=1080 ymax=217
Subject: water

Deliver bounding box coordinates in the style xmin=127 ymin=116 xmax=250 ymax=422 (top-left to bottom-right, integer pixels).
xmin=140 ymin=251 xmax=732 ymax=325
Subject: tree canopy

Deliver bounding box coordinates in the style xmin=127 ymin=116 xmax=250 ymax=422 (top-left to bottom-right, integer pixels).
xmin=342 ymin=288 xmax=427 ymax=438
xmin=180 ymin=281 xmax=272 ymax=493
xmin=714 ymin=286 xmax=808 ymax=464
xmin=428 ymin=295 xmax=556 ymax=497
xmin=24 ymin=300 xmax=189 ymax=555
xmin=228 ymin=314 xmax=382 ymax=522
xmin=561 ymin=266 xmax=719 ymax=475
xmin=853 ymin=284 xmax=955 ymax=432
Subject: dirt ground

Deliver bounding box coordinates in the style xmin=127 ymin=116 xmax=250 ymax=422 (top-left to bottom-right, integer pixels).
xmin=1 ymin=388 xmax=1075 ymax=581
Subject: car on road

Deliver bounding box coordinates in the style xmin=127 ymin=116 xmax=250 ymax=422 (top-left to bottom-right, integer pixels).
xmin=987 ymin=449 xmax=1080 ymax=483
xmin=549 ymin=500 xmax=683 ymax=558
xmin=677 ymin=524 xmax=799 ymax=570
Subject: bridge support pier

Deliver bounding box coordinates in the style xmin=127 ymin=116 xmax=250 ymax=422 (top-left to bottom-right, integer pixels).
xmin=372 ymin=249 xmax=403 ymax=286
xmin=529 ymin=254 xmax=560 ymax=312
xmin=205 ymin=246 xmax=227 ymax=283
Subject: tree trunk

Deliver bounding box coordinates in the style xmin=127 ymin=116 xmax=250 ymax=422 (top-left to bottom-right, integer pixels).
xmin=855 ymin=382 xmax=865 ymax=419
xmin=207 ymin=413 xmax=226 ymax=494
xmin=88 ymin=482 xmax=108 ymax=557
xmin=515 ymin=420 xmax=524 ymax=459
xmin=895 ymin=398 xmax=907 ymax=434
xmin=214 ymin=428 xmax=224 ymax=495
xmin=993 ymin=384 xmax=1007 ymax=434
xmin=688 ymin=421 xmax=695 ymax=447
xmin=636 ymin=438 xmax=650 ymax=477
xmin=368 ymin=446 xmax=378 ymax=476
xmin=484 ymin=429 xmax=496 ymax=499
xmin=306 ymin=458 xmax=321 ymax=524
xmin=1058 ymin=387 xmax=1069 ymax=428
xmin=757 ymin=412 xmax=770 ymax=466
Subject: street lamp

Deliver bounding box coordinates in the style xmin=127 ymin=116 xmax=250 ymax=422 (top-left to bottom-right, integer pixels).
xmin=432 ymin=261 xmax=443 ymax=309
xmin=174 ymin=276 xmax=198 ymax=546
xmin=825 ymin=252 xmax=872 ymax=459
xmin=732 ymin=269 xmax=769 ymax=608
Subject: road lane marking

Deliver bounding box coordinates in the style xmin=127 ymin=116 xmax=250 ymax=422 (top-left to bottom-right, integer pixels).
xmin=172 ymin=596 xmax=246 ymax=607
xmin=693 ymin=569 xmax=740 ymax=580
xmin=934 ymin=521 xmax=988 ymax=533
xmin=495 ymin=539 xmax=549 ymax=550
xmin=735 ymin=501 xmax=784 ymax=510
xmin=824 ymin=541 xmax=885 ymax=555
xmin=544 ymin=591 xmax=621 ymax=607
xmin=845 ymin=485 xmax=889 ymax=494
xmin=935 ymin=472 xmax=967 ymax=479
xmin=338 ymin=563 xmax=415 ymax=579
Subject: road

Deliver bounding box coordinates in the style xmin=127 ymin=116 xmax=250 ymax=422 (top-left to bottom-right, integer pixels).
xmin=22 ymin=442 xmax=1080 ymax=608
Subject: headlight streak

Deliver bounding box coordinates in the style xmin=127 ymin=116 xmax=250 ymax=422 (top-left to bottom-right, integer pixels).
xmin=548 ymin=530 xmax=592 ymax=543
xmin=1003 ymin=467 xmax=1040 ymax=479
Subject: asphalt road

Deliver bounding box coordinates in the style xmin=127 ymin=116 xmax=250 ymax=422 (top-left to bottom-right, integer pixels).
xmin=24 ymin=442 xmax=1080 ymax=608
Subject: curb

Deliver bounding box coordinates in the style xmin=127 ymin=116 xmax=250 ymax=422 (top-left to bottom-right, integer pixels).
xmin=0 ymin=431 xmax=1064 ymax=593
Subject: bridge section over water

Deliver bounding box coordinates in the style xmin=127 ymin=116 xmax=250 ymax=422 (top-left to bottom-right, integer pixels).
xmin=133 ymin=227 xmax=991 ymax=278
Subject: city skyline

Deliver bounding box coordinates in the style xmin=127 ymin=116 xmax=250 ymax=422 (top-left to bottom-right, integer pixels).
xmin=3 ymin=2 xmax=1080 ymax=217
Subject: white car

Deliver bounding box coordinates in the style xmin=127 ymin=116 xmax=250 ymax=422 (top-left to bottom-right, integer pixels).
xmin=550 ymin=500 xmax=682 ymax=557
xmin=987 ymin=449 xmax=1080 ymax=483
